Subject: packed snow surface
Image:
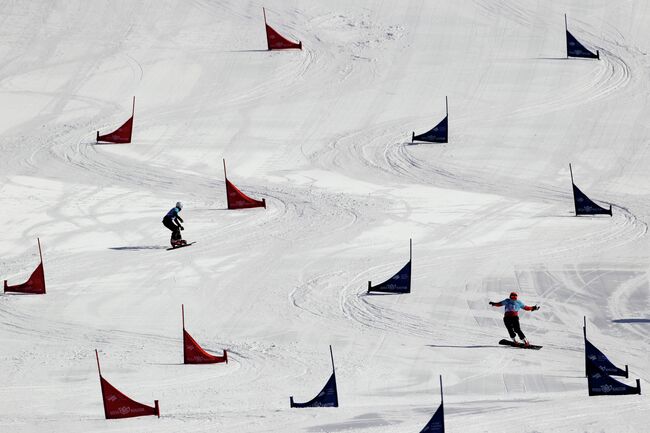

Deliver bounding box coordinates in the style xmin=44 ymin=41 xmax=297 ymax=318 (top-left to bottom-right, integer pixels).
xmin=1 ymin=1 xmax=648 ymax=432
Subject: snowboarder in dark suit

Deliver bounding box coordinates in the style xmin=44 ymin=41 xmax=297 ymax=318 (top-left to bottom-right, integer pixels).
xmin=163 ymin=202 xmax=186 ymax=247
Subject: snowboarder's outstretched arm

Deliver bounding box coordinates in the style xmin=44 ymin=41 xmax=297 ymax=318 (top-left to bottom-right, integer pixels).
xmin=489 ymin=299 xmax=539 ymax=310
xmin=489 ymin=298 xmax=509 ymax=307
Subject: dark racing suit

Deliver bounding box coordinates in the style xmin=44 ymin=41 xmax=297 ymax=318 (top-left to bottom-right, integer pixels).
xmin=162 ymin=207 xmax=184 ymax=243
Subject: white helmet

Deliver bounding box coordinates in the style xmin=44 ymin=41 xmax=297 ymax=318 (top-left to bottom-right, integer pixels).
xmin=176 ymin=201 xmax=183 ymax=210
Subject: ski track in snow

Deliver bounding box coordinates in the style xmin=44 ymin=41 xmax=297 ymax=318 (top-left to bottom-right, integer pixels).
xmin=1 ymin=1 xmax=649 ymax=432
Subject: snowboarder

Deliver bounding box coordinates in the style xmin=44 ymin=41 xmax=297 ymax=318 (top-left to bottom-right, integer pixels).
xmin=489 ymin=292 xmax=539 ymax=346
xmin=163 ymin=201 xmax=186 ymax=248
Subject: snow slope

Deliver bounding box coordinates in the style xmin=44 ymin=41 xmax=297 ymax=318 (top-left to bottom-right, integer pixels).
xmin=0 ymin=1 xmax=648 ymax=432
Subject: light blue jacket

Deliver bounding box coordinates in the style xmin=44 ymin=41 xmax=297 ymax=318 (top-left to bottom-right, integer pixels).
xmin=494 ymin=299 xmax=533 ymax=316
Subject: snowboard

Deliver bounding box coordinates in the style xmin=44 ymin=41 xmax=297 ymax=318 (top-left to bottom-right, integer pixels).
xmin=499 ymin=339 xmax=542 ymax=350
xmin=167 ymin=241 xmax=196 ymax=251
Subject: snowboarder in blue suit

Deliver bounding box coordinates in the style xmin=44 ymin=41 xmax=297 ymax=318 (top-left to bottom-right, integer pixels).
xmin=489 ymin=292 xmax=539 ymax=346
xmin=163 ymin=202 xmax=186 ymax=247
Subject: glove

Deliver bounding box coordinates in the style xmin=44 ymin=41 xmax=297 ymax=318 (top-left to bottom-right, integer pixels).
xmin=179 ymin=225 xmax=184 ymax=231
xmin=532 ymin=305 xmax=540 ymax=311
xmin=489 ymin=301 xmax=495 ymax=306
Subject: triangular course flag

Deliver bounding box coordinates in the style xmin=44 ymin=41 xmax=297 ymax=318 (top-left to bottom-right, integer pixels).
xmin=368 ymin=239 xmax=412 ymax=294
xmin=584 ymin=317 xmax=628 ymax=378
xmin=95 ymin=350 xmax=160 ymax=419
xmin=412 ymin=97 xmax=448 ymax=143
xmin=565 ymin=15 xmax=600 ymax=59
xmin=182 ymin=305 xmax=228 ymax=364
xmin=290 ymin=346 xmax=339 ymax=408
xmin=97 ymin=97 xmax=135 ymax=143
xmin=419 ymin=375 xmax=445 ymax=433
xmin=264 ymin=8 xmax=302 ymax=50
xmin=4 ymin=238 xmax=46 ymax=294
xmin=223 ymin=159 xmax=266 ymax=210
xmin=569 ymin=164 xmax=612 ymax=216
xmin=587 ymin=357 xmax=641 ymax=396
